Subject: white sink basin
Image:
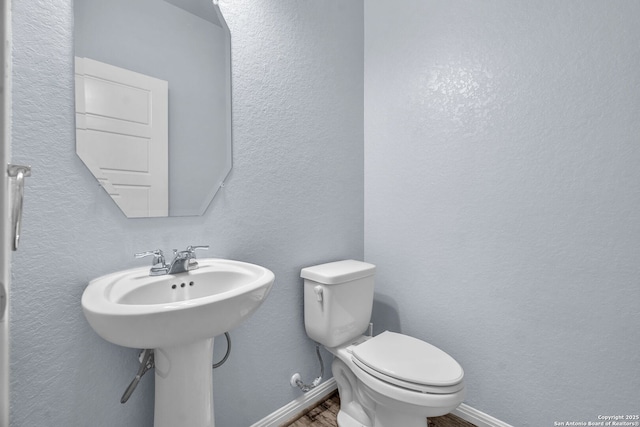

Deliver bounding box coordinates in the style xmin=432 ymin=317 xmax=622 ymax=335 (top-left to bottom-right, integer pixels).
xmin=82 ymin=258 xmax=275 ymax=349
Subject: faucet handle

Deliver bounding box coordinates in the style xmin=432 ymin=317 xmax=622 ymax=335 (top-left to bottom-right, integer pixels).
xmin=186 ymin=245 xmax=209 ymax=257
xmin=185 ymin=246 xmax=208 ymax=271
xmin=134 ymin=249 xmax=165 ymax=266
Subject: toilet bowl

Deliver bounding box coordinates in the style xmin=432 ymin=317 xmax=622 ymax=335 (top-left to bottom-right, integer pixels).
xmin=327 ymin=332 xmax=465 ymax=427
xmin=301 ymin=260 xmax=465 ymax=427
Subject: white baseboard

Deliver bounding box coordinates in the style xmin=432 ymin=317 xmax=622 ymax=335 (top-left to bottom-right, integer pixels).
xmin=251 ymin=377 xmax=513 ymax=427
xmin=250 ymin=378 xmax=338 ymax=427
xmin=453 ymin=403 xmax=514 ymax=427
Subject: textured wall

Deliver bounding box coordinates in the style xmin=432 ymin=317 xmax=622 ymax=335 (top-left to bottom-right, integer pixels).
xmin=365 ymin=1 xmax=640 ymax=425
xmin=10 ymin=0 xmax=363 ymax=426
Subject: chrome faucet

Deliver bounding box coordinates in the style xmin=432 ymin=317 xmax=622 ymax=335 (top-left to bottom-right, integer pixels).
xmin=135 ymin=245 xmax=209 ymax=276
xmin=134 ymin=249 xmax=168 ymax=276
xmin=167 ymin=245 xmax=209 ymax=274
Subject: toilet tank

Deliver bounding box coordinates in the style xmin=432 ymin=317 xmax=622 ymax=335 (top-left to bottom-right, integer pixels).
xmin=301 ymin=260 xmax=376 ymax=348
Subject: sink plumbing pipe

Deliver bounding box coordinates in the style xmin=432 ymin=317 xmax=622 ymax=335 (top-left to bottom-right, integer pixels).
xmin=120 ymin=332 xmax=232 ymax=403
xmin=212 ymin=331 xmax=232 ymax=368
xmin=121 ymin=348 xmax=154 ymax=404
xmin=290 ymin=344 xmax=324 ymax=392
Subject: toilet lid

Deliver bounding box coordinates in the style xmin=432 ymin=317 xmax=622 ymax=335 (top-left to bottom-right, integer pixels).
xmin=351 ymin=331 xmax=464 ymax=388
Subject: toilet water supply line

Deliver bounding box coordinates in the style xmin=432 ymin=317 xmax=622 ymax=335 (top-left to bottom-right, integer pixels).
xmin=291 ymin=323 xmax=373 ymax=393
xmin=290 ymin=344 xmax=324 ymax=392
xmin=120 ymin=332 xmax=232 ymax=404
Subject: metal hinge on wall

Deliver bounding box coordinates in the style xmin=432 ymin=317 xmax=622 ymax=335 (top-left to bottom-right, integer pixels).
xmin=0 ymin=283 xmax=5 ymax=321
xmin=7 ymin=164 xmax=31 ymax=251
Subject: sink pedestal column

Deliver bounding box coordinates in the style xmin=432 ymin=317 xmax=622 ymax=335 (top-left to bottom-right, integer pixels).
xmin=154 ymin=338 xmax=215 ymax=427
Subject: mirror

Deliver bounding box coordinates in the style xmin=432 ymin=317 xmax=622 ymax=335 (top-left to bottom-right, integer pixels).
xmin=74 ymin=0 xmax=232 ymax=217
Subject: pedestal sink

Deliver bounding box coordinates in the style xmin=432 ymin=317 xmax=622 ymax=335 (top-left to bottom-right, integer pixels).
xmin=81 ymin=258 xmax=275 ymax=427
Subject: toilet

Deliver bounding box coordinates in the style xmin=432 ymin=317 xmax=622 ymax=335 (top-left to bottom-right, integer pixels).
xmin=301 ymin=260 xmax=465 ymax=427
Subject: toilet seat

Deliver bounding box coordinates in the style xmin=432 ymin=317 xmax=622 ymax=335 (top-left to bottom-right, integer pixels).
xmin=350 ymin=331 xmax=464 ymax=394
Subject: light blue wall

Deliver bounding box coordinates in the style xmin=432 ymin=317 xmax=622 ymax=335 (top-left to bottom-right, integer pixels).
xmin=13 ymin=0 xmax=640 ymax=426
xmin=365 ymin=1 xmax=640 ymax=425
xmin=10 ymin=0 xmax=363 ymax=426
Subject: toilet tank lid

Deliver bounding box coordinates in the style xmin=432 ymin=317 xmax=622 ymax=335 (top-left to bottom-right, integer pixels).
xmin=301 ymin=260 xmax=376 ymax=285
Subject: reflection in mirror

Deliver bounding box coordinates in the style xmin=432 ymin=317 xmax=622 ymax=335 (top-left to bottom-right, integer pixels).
xmin=74 ymin=0 xmax=232 ymax=217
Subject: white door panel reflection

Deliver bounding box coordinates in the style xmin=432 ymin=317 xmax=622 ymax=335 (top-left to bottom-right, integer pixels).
xmin=75 ymin=57 xmax=169 ymax=217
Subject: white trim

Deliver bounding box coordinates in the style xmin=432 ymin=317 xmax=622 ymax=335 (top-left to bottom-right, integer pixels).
xmin=0 ymin=0 xmax=12 ymax=425
xmin=251 ymin=377 xmax=514 ymax=427
xmin=250 ymin=378 xmax=337 ymax=427
xmin=453 ymin=403 xmax=514 ymax=427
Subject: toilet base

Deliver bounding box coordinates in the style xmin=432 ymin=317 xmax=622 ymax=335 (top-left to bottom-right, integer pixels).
xmin=333 ymin=357 xmax=431 ymax=427
xmin=373 ymin=407 xmax=428 ymax=427
xmin=337 ymin=410 xmax=367 ymax=427
xmin=336 ymin=409 xmax=429 ymax=427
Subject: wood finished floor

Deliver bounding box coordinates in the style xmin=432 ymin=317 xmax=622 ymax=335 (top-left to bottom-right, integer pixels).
xmin=283 ymin=391 xmax=476 ymax=427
